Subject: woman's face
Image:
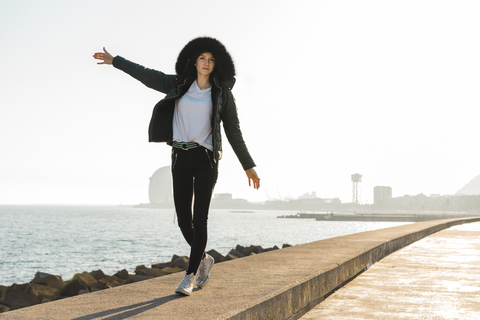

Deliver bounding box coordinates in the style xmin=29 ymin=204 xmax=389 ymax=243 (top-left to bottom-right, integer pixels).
xmin=196 ymin=52 xmax=215 ymax=77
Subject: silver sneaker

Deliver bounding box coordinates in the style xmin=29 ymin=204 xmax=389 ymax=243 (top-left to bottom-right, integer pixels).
xmin=196 ymin=253 xmax=215 ymax=287
xmin=175 ymin=273 xmax=196 ymax=296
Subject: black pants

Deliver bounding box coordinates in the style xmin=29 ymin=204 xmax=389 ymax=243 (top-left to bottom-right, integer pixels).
xmin=171 ymin=146 xmax=218 ymax=275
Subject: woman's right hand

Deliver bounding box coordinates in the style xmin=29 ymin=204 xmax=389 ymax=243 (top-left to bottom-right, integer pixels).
xmin=246 ymin=168 xmax=260 ymax=190
xmin=93 ymin=47 xmax=114 ymax=65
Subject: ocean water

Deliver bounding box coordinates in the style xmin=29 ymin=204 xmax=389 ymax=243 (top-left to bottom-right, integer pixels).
xmin=0 ymin=205 xmax=410 ymax=286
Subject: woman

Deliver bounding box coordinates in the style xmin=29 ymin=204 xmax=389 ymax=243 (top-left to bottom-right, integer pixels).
xmin=93 ymin=37 xmax=260 ymax=296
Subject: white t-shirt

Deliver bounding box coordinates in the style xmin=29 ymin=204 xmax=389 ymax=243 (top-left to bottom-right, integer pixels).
xmin=172 ymin=80 xmax=213 ymax=151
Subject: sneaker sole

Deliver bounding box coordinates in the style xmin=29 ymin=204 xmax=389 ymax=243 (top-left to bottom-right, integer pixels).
xmin=196 ymin=275 xmax=210 ymax=288
xmin=175 ymin=288 xmax=191 ymax=296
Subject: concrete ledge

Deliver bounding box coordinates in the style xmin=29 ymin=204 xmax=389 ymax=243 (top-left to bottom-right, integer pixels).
xmin=3 ymin=217 xmax=479 ymax=320
xmin=223 ymin=217 xmax=480 ymax=320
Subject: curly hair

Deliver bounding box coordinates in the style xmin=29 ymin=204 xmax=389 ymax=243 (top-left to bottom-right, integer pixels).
xmin=175 ymin=37 xmax=235 ymax=82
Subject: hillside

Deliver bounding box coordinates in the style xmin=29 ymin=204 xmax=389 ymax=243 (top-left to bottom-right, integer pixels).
xmin=456 ymin=174 xmax=480 ymax=195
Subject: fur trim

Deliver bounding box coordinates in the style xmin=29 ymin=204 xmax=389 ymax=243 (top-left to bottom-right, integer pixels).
xmin=175 ymin=36 xmax=235 ymax=81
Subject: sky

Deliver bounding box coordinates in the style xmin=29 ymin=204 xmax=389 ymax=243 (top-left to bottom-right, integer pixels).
xmin=1 ymin=0 xmax=479 ymax=205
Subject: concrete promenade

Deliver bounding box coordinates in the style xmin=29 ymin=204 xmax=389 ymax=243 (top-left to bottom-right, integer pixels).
xmin=301 ymin=220 xmax=480 ymax=319
xmin=2 ymin=217 xmax=479 ymax=320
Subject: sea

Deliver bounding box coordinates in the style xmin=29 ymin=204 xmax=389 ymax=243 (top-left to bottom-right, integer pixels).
xmin=0 ymin=205 xmax=410 ymax=286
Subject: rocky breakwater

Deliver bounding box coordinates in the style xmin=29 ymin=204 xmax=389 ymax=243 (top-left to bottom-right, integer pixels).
xmin=0 ymin=243 xmax=291 ymax=314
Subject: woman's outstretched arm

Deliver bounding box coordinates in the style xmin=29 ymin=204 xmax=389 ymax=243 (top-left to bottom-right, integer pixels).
xmin=92 ymin=47 xmax=176 ymax=93
xmin=93 ymin=47 xmax=114 ymax=65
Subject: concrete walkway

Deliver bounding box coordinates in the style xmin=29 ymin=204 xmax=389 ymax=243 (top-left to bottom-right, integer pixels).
xmin=301 ymin=222 xmax=480 ymax=319
xmin=2 ymin=217 xmax=479 ymax=319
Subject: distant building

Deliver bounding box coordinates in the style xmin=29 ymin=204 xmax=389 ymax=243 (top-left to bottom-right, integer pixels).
xmin=210 ymin=193 xmax=249 ymax=208
xmin=374 ymin=186 xmax=392 ymax=205
xmin=214 ymin=193 xmax=233 ymax=200
xmin=298 ymin=192 xmax=317 ymax=199
xmin=149 ymin=166 xmax=173 ymax=204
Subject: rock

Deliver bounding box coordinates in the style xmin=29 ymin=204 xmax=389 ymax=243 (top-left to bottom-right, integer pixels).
xmin=3 ymin=283 xmax=40 ymax=310
xmin=72 ymin=272 xmax=102 ymax=290
xmin=228 ymin=249 xmax=245 ymax=258
xmin=135 ymin=267 xmax=168 ymax=277
xmin=0 ymin=299 xmax=30 ymax=311
xmin=8 ymin=283 xmax=29 ymax=293
xmin=31 ymin=273 xmax=65 ymax=291
xmin=151 ymin=262 xmax=173 ymax=269
xmin=89 ymin=270 xmax=106 ymax=281
xmin=98 ymin=275 xmax=126 ymax=288
xmin=235 ymin=245 xmax=246 ymax=254
xmin=32 ymin=272 xmax=51 ymax=280
xmin=223 ymin=254 xmax=239 ymax=261
xmin=171 ymin=256 xmax=189 ymax=270
xmin=0 ymin=304 xmax=10 ymax=313
xmin=26 ymin=283 xmax=59 ymax=302
xmin=0 ymin=285 xmax=7 ymax=300
xmin=171 ymin=254 xmax=181 ymax=262
xmin=135 ymin=265 xmax=147 ymax=271
xmin=159 ymin=267 xmax=183 ymax=274
xmin=243 ymin=245 xmax=263 ymax=255
xmin=255 ymin=245 xmax=265 ymax=253
xmin=59 ymin=279 xmax=89 ymax=297
xmin=129 ymin=275 xmax=152 ymax=283
xmin=282 ymin=244 xmax=292 ymax=248
xmin=206 ymin=249 xmax=224 ymax=263
xmin=136 ymin=264 xmax=171 ymax=277
xmin=263 ymin=245 xmax=280 ymax=253
xmin=115 ymin=269 xmax=130 ymax=280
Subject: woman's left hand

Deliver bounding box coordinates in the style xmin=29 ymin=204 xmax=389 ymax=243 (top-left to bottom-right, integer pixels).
xmin=246 ymin=168 xmax=260 ymax=190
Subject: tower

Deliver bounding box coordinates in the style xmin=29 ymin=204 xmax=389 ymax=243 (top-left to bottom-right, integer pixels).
xmin=351 ymin=173 xmax=362 ymax=204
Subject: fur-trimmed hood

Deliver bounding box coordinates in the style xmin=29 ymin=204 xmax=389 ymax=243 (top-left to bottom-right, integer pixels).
xmin=175 ymin=36 xmax=236 ymax=87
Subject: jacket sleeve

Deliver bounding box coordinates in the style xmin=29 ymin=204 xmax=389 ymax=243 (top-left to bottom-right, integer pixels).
xmin=112 ymin=56 xmax=176 ymax=94
xmin=221 ymin=90 xmax=256 ymax=171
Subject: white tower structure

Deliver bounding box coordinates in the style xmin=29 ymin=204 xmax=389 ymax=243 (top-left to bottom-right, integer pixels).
xmin=351 ymin=173 xmax=362 ymax=204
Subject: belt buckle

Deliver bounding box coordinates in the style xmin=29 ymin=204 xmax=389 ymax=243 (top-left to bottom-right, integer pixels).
xmin=182 ymin=143 xmax=188 ymax=151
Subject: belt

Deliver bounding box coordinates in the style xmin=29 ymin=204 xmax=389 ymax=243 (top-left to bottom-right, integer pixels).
xmin=172 ymin=141 xmax=200 ymax=150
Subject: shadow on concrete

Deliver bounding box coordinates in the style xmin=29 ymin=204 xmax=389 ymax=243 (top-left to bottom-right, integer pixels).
xmin=71 ymin=294 xmax=185 ymax=320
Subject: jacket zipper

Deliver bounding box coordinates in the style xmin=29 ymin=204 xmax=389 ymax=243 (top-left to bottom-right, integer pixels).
xmin=205 ymin=149 xmax=213 ymax=169
xmin=172 ymin=153 xmax=178 ymax=169
xmin=164 ymin=77 xmax=187 ymax=102
xmin=212 ymin=78 xmax=222 ymax=164
xmin=173 ymin=78 xmax=187 ymax=99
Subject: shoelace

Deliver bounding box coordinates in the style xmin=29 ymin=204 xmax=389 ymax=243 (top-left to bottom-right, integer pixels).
xmin=181 ymin=274 xmax=194 ymax=286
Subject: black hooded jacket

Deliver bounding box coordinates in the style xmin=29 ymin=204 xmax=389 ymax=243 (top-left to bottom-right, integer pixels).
xmin=112 ymin=55 xmax=256 ymax=171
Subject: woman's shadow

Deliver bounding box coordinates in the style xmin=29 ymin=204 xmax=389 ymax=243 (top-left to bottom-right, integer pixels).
xmin=71 ymin=290 xmax=196 ymax=320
